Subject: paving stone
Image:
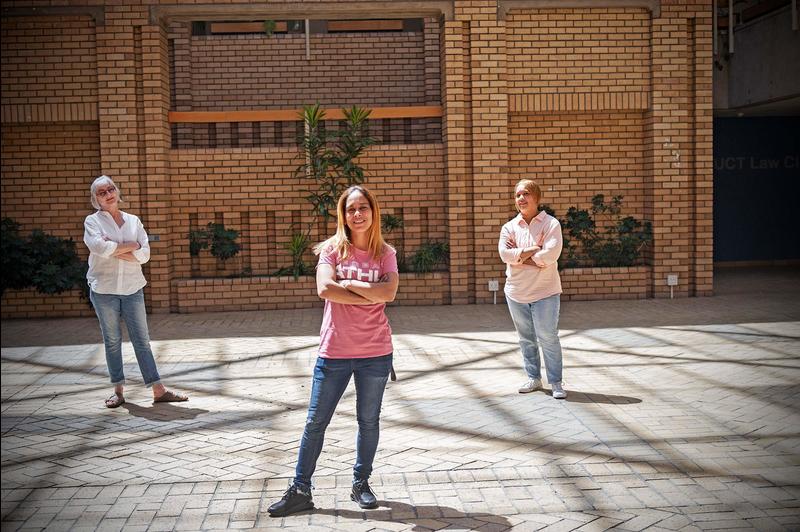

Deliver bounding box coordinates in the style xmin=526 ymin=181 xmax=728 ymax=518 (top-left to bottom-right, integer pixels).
xmin=2 ymin=269 xmax=800 ymax=531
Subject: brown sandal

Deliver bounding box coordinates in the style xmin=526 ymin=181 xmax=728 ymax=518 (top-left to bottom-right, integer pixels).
xmin=105 ymin=394 xmax=125 ymax=408
xmin=153 ymin=390 xmax=188 ymax=403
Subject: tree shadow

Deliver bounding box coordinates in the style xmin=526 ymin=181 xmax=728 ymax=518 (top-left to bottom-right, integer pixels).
xmin=308 ymin=499 xmax=512 ymax=531
xmin=121 ymin=402 xmax=208 ymax=421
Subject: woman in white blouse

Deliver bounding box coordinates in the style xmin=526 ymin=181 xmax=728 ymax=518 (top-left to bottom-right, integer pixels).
xmin=84 ymin=175 xmax=187 ymax=408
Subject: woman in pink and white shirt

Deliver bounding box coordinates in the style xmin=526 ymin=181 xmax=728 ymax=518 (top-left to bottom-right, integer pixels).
xmin=499 ymin=179 xmax=567 ymax=399
xmin=268 ymin=185 xmax=399 ymax=518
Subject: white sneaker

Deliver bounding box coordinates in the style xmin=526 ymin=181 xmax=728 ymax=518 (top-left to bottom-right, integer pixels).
xmin=551 ymin=382 xmax=567 ymax=399
xmin=518 ymin=378 xmax=542 ymax=393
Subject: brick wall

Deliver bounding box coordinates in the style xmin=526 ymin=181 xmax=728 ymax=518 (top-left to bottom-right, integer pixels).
xmin=186 ymin=31 xmax=428 ymax=109
xmin=1 ymin=123 xmax=101 ymax=238
xmin=0 ymin=16 xmax=98 ymax=110
xmin=560 ymin=267 xmax=651 ymax=300
xmin=506 ymin=9 xmax=650 ymax=103
xmin=172 ymin=272 xmax=450 ymax=313
xmin=0 ymin=0 xmax=713 ymax=318
xmin=509 ymin=112 xmax=646 ymax=220
xmin=167 ymin=144 xmax=446 ymax=299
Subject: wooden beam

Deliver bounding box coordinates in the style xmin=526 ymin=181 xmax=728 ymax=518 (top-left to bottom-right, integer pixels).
xmin=151 ymin=2 xmax=453 ymax=24
xmin=327 ymin=20 xmax=405 ymax=31
xmin=498 ymin=0 xmax=660 ymax=19
xmin=169 ymin=106 xmax=444 ymax=123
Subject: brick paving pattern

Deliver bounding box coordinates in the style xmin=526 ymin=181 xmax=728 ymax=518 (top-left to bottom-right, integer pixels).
xmin=2 ymin=268 xmax=799 ymax=531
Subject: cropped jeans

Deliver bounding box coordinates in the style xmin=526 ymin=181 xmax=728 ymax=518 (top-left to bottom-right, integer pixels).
xmin=506 ymin=294 xmax=564 ymax=384
xmin=90 ymin=289 xmax=161 ymax=387
xmin=294 ymin=353 xmax=393 ymax=489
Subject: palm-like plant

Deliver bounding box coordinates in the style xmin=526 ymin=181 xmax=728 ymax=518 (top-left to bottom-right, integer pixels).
xmin=297 ymin=103 xmax=374 ymax=223
xmin=285 ymin=232 xmax=312 ymax=281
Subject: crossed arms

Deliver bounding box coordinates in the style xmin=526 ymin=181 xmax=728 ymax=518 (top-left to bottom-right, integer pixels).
xmin=316 ymin=264 xmax=399 ymax=305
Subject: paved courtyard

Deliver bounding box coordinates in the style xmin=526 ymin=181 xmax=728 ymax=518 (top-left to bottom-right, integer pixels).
xmin=2 ymin=267 xmax=799 ymax=531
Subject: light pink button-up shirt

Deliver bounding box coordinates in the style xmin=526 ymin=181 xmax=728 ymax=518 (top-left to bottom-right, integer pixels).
xmin=498 ymin=211 xmax=563 ymax=304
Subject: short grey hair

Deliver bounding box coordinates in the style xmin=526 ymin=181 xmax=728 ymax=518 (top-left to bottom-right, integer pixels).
xmin=90 ymin=175 xmax=123 ymax=210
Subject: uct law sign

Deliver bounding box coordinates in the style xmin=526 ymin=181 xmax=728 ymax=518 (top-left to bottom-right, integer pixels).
xmin=714 ymin=155 xmax=800 ymax=170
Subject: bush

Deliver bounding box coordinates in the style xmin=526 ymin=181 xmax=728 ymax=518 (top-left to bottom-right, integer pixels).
xmin=560 ymin=195 xmax=653 ymax=268
xmin=188 ymin=222 xmax=241 ymax=261
xmin=1 ymin=218 xmax=87 ymax=297
xmin=408 ymin=240 xmax=449 ymax=273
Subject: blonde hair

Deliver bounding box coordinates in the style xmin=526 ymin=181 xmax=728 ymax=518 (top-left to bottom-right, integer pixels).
xmin=514 ymin=179 xmax=542 ymax=209
xmin=90 ymin=175 xmax=123 ymax=210
xmin=314 ymin=185 xmax=388 ymax=260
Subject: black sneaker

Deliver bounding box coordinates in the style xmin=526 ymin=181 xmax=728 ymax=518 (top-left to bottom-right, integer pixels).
xmin=268 ymin=484 xmax=314 ymax=517
xmin=350 ymin=479 xmax=378 ymax=509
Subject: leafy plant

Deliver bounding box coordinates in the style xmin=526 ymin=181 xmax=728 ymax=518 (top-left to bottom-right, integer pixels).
xmin=263 ymin=20 xmax=276 ymax=36
xmin=285 ymin=103 xmax=376 ymax=278
xmin=560 ymin=195 xmax=653 ymax=268
xmin=285 ymin=232 xmax=312 ymax=280
xmin=381 ymin=213 xmax=404 ymax=234
xmin=1 ymin=218 xmax=34 ymax=296
xmin=1 ymin=218 xmax=87 ymax=298
xmin=188 ymin=222 xmax=241 ymax=261
xmin=188 ymin=229 xmax=209 ymax=256
xmin=297 ymin=103 xmax=375 ymax=223
xmin=408 ymin=240 xmax=449 ymax=273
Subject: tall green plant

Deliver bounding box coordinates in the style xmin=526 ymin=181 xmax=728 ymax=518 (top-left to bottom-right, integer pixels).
xmin=287 ymin=103 xmax=376 ymax=277
xmin=297 ymin=103 xmax=375 ymax=223
xmin=285 ymin=232 xmax=312 ymax=280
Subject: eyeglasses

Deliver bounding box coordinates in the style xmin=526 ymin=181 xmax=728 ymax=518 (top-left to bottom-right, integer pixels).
xmin=96 ymin=186 xmax=116 ymax=198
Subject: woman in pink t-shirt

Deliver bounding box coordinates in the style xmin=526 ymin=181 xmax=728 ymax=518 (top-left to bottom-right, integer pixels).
xmin=499 ymin=179 xmax=567 ymax=400
xmin=269 ymin=186 xmax=399 ymax=518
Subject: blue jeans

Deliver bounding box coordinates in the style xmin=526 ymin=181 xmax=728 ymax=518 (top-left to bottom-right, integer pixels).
xmin=294 ymin=354 xmax=393 ymax=489
xmin=506 ymin=294 xmax=564 ymax=384
xmin=90 ymin=289 xmax=161 ymax=387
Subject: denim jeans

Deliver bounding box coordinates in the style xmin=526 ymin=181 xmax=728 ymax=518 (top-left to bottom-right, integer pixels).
xmin=506 ymin=294 xmax=564 ymax=384
xmin=90 ymin=289 xmax=161 ymax=387
xmin=294 ymin=353 xmax=393 ymax=489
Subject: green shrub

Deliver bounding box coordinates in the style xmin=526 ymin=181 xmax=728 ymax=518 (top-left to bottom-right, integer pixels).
xmin=1 ymin=218 xmax=87 ymax=298
xmin=408 ymin=240 xmax=449 ymax=273
xmin=381 ymin=213 xmax=404 ymax=234
xmin=560 ymin=195 xmax=653 ymax=268
xmin=188 ymin=222 xmax=241 ymax=261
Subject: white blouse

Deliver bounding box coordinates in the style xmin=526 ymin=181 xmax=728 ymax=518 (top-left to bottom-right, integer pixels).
xmin=83 ymin=210 xmax=150 ymax=295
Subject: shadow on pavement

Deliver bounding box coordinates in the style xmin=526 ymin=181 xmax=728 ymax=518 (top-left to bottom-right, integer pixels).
xmin=561 ymin=391 xmax=642 ymax=404
xmin=122 ymin=402 xmax=208 ymax=421
xmin=308 ymin=499 xmax=513 ymax=531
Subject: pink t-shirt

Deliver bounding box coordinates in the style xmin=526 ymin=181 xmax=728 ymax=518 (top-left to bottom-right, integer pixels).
xmin=317 ymin=244 xmax=398 ymax=358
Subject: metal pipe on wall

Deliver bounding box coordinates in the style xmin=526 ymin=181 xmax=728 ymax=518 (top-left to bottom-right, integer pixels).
xmin=713 ymin=0 xmax=718 ymax=58
xmin=305 ymin=19 xmax=311 ymax=60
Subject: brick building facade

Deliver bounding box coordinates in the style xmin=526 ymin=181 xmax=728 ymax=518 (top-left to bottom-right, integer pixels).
xmin=1 ymin=0 xmax=713 ymax=318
